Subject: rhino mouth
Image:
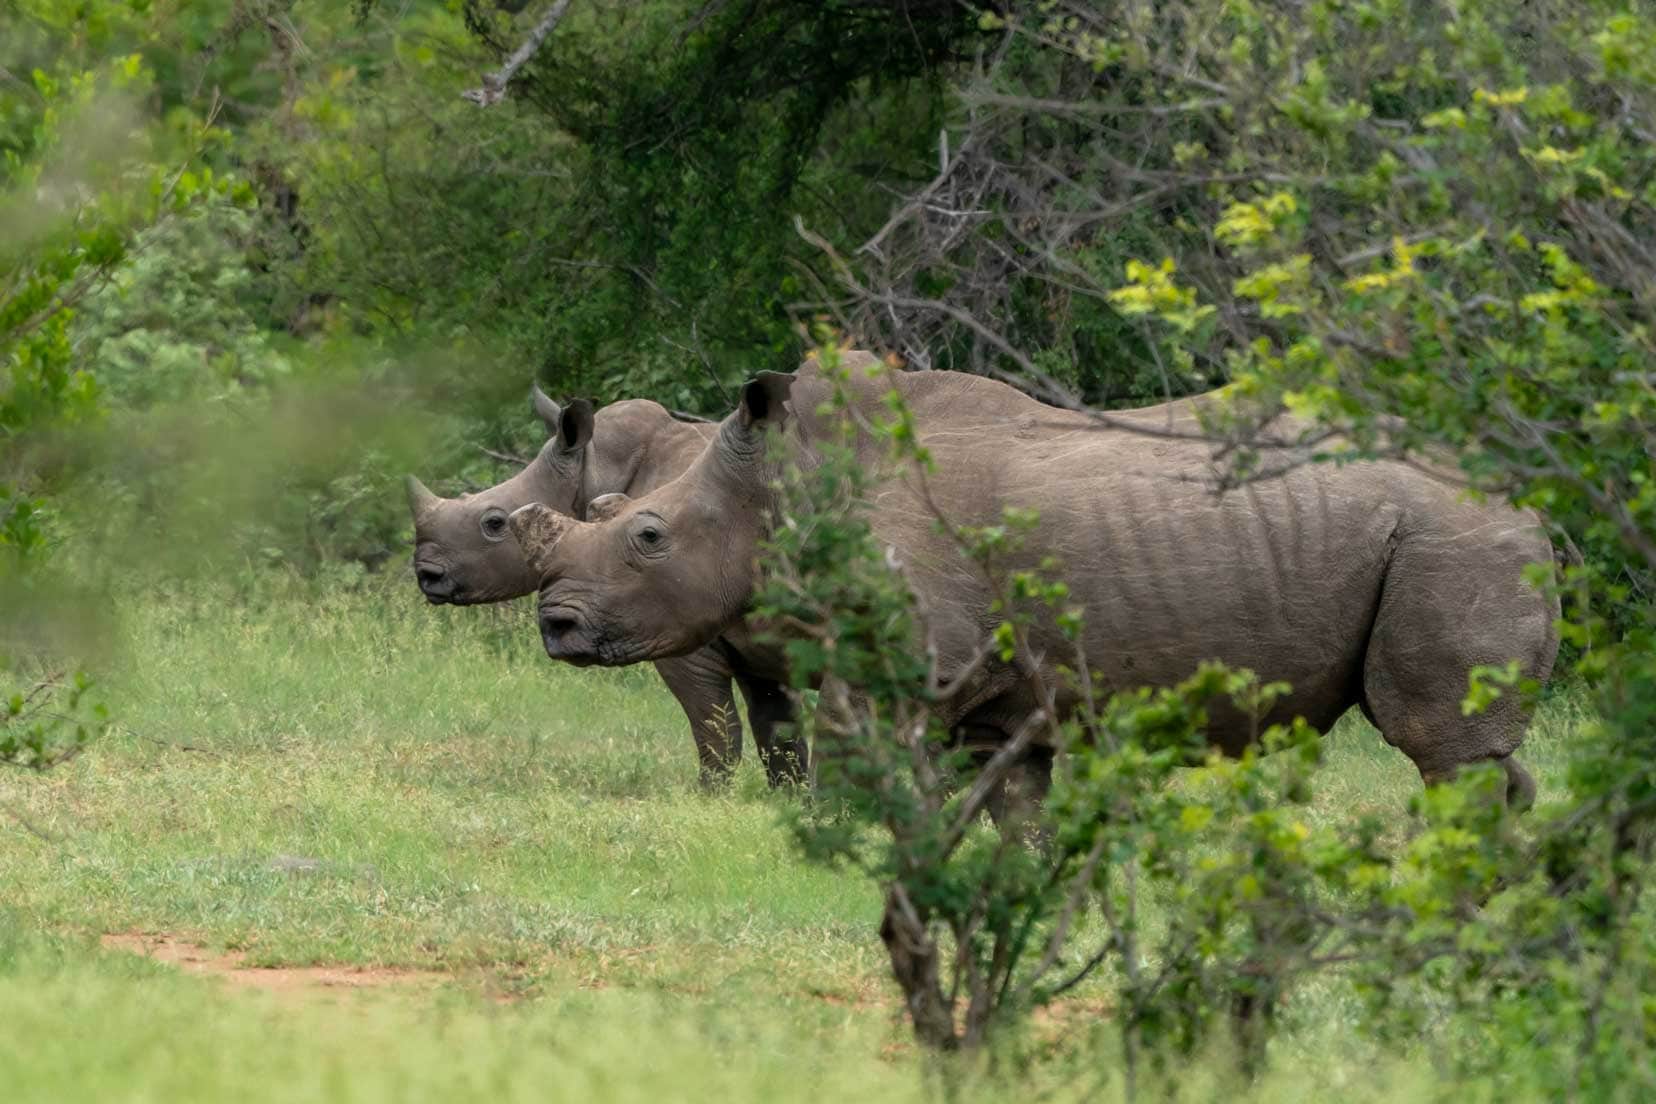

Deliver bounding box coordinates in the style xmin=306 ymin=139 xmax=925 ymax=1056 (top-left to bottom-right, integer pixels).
xmin=538 ymin=605 xmax=606 ymax=666
xmin=414 ymin=560 xmax=461 ymax=604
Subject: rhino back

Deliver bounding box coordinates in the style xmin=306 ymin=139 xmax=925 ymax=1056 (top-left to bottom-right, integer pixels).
xmin=841 ymin=391 xmax=1552 ymax=746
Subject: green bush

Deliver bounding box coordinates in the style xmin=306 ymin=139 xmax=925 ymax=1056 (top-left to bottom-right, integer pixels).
xmin=789 ymin=0 xmax=1656 ymax=1092
xmin=74 ymin=202 xmax=289 ymax=407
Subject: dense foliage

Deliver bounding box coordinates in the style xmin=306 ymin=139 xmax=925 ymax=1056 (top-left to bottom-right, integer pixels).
xmin=5 ymin=1 xmax=1009 ymax=575
xmin=0 ymin=5 xmax=232 ymax=763
xmin=768 ymin=0 xmax=1656 ymax=1094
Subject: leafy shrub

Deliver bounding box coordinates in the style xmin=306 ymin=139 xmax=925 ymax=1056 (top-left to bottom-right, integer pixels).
xmin=0 ymin=19 xmax=230 ymax=768
xmin=756 ymin=327 xmax=1656 ymax=1104
xmin=752 ymin=350 xmax=1401 ymax=1078
xmin=0 ymin=670 xmax=104 ymax=773
xmin=793 ymin=0 xmax=1656 ymax=1092
xmin=74 ymin=201 xmax=288 ymax=407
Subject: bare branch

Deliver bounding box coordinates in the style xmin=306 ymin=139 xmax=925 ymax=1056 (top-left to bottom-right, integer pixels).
xmin=965 ymin=91 xmax=1227 ymax=118
xmin=477 ymin=444 xmax=532 ymax=466
xmin=661 ymin=320 xmax=735 ymax=408
xmin=2 ymin=803 xmax=60 ymax=842
xmin=462 ymin=0 xmax=575 ymax=107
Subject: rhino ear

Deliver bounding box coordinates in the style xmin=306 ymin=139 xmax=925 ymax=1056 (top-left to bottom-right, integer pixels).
xmin=531 ymin=384 xmax=561 ymax=434
xmin=558 ymin=399 xmax=594 ymax=454
xmin=738 ymin=372 xmax=796 ymax=429
xmin=586 ymin=492 xmax=630 ymax=523
xmin=508 ymin=503 xmax=572 ymax=574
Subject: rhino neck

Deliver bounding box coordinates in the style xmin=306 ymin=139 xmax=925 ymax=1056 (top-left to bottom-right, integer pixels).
xmin=707 ymin=418 xmax=788 ymax=511
xmin=495 ymin=453 xmax=581 ymax=518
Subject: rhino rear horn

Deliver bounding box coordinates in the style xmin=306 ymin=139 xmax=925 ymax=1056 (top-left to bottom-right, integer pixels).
xmin=405 ymin=475 xmax=441 ymax=523
xmin=586 ymin=492 xmax=630 ymax=523
xmin=508 ymin=503 xmax=573 ymax=574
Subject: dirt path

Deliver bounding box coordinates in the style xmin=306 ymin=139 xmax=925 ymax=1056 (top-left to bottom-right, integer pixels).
xmin=101 ymin=931 xmax=1110 ymax=1036
xmin=101 ymin=933 xmax=450 ymax=999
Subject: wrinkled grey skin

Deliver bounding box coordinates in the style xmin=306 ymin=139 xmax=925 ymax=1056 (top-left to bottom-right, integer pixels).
xmin=511 ymin=363 xmax=1560 ymax=808
xmin=406 ymin=384 xmax=804 ymax=787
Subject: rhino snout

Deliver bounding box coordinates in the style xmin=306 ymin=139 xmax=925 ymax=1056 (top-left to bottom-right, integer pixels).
xmin=414 ymin=561 xmax=457 ymax=603
xmin=538 ymin=606 xmax=599 ymax=666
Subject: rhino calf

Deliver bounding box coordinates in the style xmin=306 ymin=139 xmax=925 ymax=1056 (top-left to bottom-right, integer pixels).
xmin=510 ymin=364 xmax=1559 ymax=809
xmin=406 ymin=383 xmax=806 ymax=787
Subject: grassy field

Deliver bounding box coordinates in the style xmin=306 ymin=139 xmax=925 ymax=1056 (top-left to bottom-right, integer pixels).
xmin=0 ymin=573 xmax=1593 ymax=1101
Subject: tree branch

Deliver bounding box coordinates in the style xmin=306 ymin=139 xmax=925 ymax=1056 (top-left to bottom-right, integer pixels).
xmin=462 ymin=0 xmax=575 ymax=107
xmin=2 ymin=803 xmax=60 ymax=842
xmin=477 ymin=443 xmax=532 ymax=466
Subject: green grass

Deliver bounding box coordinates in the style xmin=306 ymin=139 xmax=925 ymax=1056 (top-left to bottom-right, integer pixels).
xmin=0 ymin=574 xmax=1594 ymax=1101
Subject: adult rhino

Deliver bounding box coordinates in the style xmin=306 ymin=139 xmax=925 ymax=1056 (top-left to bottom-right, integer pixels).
xmin=406 ymin=382 xmax=808 ymax=786
xmin=508 ymin=361 xmax=1560 ymax=807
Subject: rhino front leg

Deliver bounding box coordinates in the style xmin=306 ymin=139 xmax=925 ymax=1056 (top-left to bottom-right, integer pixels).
xmin=736 ymin=673 xmax=807 ymax=788
xmin=653 ymin=649 xmax=743 ymax=789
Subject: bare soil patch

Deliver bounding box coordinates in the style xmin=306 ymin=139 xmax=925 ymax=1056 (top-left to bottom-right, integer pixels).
xmin=101 ymin=932 xmax=449 ymax=998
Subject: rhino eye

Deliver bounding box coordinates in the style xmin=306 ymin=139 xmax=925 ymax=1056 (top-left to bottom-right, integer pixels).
xmin=480 ymin=510 xmax=509 ymax=542
xmin=626 ymin=516 xmax=668 ymax=560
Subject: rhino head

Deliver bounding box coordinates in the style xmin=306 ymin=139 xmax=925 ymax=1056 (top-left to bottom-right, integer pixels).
xmin=407 ymin=385 xmax=594 ymax=604
xmin=508 ymin=372 xmax=797 ymax=666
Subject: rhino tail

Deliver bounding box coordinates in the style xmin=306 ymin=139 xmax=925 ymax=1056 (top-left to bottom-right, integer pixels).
xmin=1501 ymin=756 xmax=1537 ymax=812
xmin=1553 ymin=531 xmax=1585 ymax=572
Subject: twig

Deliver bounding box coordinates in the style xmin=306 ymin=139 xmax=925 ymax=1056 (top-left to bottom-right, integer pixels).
xmin=462 ymin=0 xmax=575 ymax=106
xmin=938 ymin=708 xmax=1048 ymax=855
xmin=0 ymin=63 xmax=43 ymax=101
xmin=0 ymin=743 xmax=84 ymax=772
xmin=861 ymin=128 xmax=979 ymax=259
xmin=478 ymin=444 xmax=532 ymax=466
xmin=966 ymin=91 xmax=1227 ymax=118
xmin=14 ymin=672 xmax=65 ymax=714
xmin=1009 ymin=832 xmax=1109 ymax=1006
xmin=126 ymin=727 xmax=223 ymax=759
xmin=2 ymin=803 xmax=60 ymax=842
xmin=156 ymin=89 xmax=224 ymax=210
xmin=660 ymin=320 xmax=735 ymax=408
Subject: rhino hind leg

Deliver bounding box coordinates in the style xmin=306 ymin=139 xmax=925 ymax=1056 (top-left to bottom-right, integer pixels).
xmin=1358 ymin=533 xmax=1559 ymax=807
xmin=982 ymin=745 xmax=1054 ymax=832
xmin=1500 ymin=755 xmax=1538 ymax=810
xmin=955 ymin=730 xmax=1054 ymax=841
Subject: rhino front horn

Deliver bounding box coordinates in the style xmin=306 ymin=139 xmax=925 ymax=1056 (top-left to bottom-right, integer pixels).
xmin=405 ymin=475 xmax=441 ymax=521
